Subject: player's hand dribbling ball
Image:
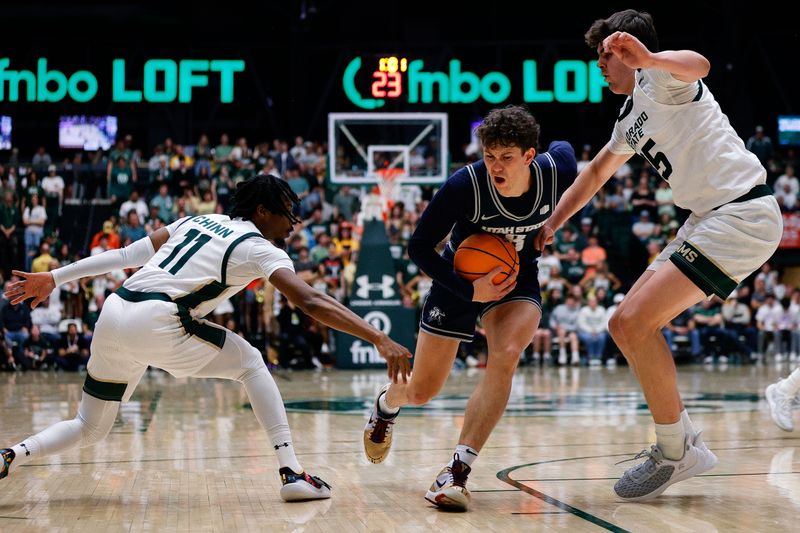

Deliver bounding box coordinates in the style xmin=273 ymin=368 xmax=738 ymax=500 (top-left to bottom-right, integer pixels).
xmin=454 ymin=233 xmax=519 ymax=285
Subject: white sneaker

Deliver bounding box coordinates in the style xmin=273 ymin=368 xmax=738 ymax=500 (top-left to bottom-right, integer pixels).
xmin=465 ymin=355 xmax=479 ymax=368
xmin=703 ymin=356 xmax=714 ymax=365
xmin=776 ymin=353 xmax=786 ymax=362
xmin=558 ymin=352 xmax=567 ymax=366
xmin=425 ymin=455 xmax=471 ymax=511
xmin=718 ymin=355 xmax=729 ymax=364
xmin=766 ymin=381 xmax=795 ymax=432
xmin=614 ymin=432 xmax=717 ymax=502
xmin=791 ymin=353 xmax=799 ymax=362
xmin=571 ymin=353 xmax=580 ymax=366
xmin=606 ymin=358 xmax=617 ymax=368
xmin=279 ymin=468 xmax=332 ymax=502
xmin=589 ymin=359 xmax=602 ymax=368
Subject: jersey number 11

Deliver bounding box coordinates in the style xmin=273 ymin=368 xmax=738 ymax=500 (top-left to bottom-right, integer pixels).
xmin=159 ymin=229 xmax=212 ymax=274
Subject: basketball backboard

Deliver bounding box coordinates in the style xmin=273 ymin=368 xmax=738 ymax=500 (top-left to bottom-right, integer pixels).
xmin=328 ymin=112 xmax=448 ymax=185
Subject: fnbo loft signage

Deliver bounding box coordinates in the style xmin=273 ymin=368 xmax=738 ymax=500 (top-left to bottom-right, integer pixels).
xmin=343 ymin=56 xmax=607 ymax=109
xmin=0 ymin=58 xmax=245 ymax=103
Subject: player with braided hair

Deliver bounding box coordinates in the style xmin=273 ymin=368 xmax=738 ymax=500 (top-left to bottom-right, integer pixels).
xmin=1 ymin=173 xmax=411 ymax=502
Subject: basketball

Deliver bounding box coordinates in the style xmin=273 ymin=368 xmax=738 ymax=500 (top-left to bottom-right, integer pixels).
xmin=454 ymin=233 xmax=519 ymax=285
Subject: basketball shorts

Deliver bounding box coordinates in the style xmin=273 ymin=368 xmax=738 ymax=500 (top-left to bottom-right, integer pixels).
xmin=420 ymin=246 xmax=541 ymax=341
xmin=84 ymin=291 xmax=264 ymax=402
xmin=650 ymin=192 xmax=782 ymax=299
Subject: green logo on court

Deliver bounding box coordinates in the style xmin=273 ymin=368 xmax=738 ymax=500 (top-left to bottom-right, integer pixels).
xmin=279 ymin=392 xmax=760 ymax=416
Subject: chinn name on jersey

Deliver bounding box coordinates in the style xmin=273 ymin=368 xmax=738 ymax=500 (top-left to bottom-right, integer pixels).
xmin=193 ymin=216 xmax=234 ymax=239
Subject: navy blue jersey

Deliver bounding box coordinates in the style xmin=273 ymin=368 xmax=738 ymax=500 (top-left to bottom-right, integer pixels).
xmin=408 ymin=141 xmax=577 ymax=301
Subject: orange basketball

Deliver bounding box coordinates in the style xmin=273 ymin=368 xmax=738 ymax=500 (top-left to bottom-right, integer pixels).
xmin=454 ymin=233 xmax=519 ymax=285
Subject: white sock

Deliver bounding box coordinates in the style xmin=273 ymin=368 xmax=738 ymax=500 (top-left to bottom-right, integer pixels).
xmin=680 ymin=409 xmax=696 ymax=436
xmin=378 ymin=388 xmax=400 ymax=416
xmin=240 ymin=367 xmax=303 ymax=474
xmin=655 ymin=420 xmax=686 ymax=460
xmin=273 ymin=441 xmax=302 ymax=474
xmin=778 ymin=367 xmax=800 ymax=396
xmin=450 ymin=444 xmax=478 ymax=467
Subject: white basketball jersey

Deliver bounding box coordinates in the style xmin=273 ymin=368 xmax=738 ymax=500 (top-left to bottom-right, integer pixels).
xmin=123 ymin=214 xmax=294 ymax=317
xmin=608 ymin=69 xmax=766 ymax=213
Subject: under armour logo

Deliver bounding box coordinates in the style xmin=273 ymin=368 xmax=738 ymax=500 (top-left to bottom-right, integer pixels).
xmin=428 ymin=307 xmax=445 ymax=325
xmin=274 ymin=442 xmax=291 ymax=450
xmin=21 ymin=443 xmax=30 ymax=456
xmin=355 ymin=274 xmax=395 ymax=299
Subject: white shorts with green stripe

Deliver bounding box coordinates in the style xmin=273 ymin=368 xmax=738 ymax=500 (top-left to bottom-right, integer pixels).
xmin=86 ymin=293 xmax=262 ymax=402
xmin=649 ymin=195 xmax=783 ymax=299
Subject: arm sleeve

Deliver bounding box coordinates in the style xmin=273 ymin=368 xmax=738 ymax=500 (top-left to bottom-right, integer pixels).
xmin=51 ymin=236 xmax=156 ymax=286
xmin=407 ymin=170 xmax=475 ymax=301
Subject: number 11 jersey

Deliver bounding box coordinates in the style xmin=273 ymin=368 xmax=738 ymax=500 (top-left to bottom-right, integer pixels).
xmin=122 ymin=214 xmax=294 ymax=318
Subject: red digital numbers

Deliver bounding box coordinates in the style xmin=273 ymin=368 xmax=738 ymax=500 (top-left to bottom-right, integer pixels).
xmin=371 ymin=71 xmax=402 ymax=98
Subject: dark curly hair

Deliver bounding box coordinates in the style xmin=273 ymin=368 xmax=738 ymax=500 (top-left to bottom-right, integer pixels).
xmin=229 ymin=173 xmax=301 ymax=224
xmin=585 ymin=9 xmax=659 ymax=53
xmin=475 ymin=105 xmax=540 ymax=151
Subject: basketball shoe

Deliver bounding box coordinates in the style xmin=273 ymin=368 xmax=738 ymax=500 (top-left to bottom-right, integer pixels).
xmin=1 ymin=448 xmax=14 ymax=480
xmin=279 ymin=468 xmax=331 ymax=502
xmin=614 ymin=432 xmax=717 ymax=502
xmin=425 ymin=454 xmax=472 ymax=511
xmin=766 ymin=380 xmax=795 ymax=432
xmin=363 ymin=383 xmax=397 ymax=464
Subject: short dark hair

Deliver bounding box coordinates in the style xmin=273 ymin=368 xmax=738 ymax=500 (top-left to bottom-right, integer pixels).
xmin=229 ymin=173 xmax=301 ymax=224
xmin=585 ymin=9 xmax=659 ymax=53
xmin=475 ymin=105 xmax=540 ymax=151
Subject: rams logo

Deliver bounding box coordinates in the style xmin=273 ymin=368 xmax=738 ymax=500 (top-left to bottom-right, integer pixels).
xmin=676 ymin=243 xmax=698 ymax=263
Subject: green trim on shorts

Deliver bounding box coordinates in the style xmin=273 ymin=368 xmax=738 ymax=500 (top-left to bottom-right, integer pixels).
xmin=173 ymin=281 xmax=228 ymax=309
xmin=176 ymin=306 xmax=226 ymax=349
xmin=669 ymin=240 xmax=737 ymax=298
xmin=116 ymin=286 xmax=172 ymax=303
xmin=116 ymin=287 xmax=226 ymax=349
xmin=83 ymin=373 xmax=127 ymax=402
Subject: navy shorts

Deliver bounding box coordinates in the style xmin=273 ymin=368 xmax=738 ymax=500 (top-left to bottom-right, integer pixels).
xmin=420 ymin=254 xmax=542 ymax=342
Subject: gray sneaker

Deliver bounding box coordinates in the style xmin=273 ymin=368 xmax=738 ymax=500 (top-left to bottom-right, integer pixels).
xmin=614 ymin=432 xmax=717 ymax=502
xmin=766 ymin=381 xmax=795 ymax=432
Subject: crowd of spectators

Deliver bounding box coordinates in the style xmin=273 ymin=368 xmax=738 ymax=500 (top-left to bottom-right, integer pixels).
xmin=1 ymin=125 xmax=796 ymax=372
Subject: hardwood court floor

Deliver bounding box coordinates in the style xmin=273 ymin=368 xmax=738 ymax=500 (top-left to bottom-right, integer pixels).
xmin=0 ymin=363 xmax=798 ymax=532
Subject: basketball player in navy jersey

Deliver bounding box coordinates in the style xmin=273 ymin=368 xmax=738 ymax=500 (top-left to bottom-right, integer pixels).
xmin=363 ymin=105 xmax=577 ymax=511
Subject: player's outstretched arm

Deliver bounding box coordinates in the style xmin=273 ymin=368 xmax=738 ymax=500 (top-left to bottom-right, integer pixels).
xmin=534 ymin=146 xmax=632 ymax=251
xmin=4 ymin=228 xmax=171 ymax=309
xmin=270 ymin=268 xmax=412 ymax=383
xmin=603 ymin=31 xmax=710 ymax=83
